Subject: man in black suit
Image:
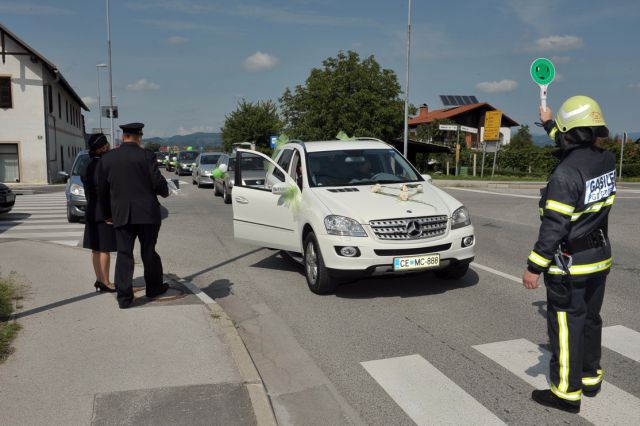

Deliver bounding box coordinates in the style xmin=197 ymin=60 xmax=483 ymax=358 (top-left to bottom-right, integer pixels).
xmin=98 ymin=123 xmax=170 ymax=308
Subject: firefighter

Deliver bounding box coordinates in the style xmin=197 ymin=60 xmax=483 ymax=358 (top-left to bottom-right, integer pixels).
xmin=522 ymin=96 xmax=615 ymax=414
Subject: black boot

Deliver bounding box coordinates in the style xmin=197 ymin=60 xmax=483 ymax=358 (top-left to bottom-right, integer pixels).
xmin=583 ymin=387 xmax=601 ymax=398
xmin=532 ymin=389 xmax=580 ymax=413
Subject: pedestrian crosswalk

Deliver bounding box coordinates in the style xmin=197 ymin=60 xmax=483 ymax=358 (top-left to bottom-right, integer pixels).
xmin=0 ymin=192 xmax=83 ymax=247
xmin=363 ymin=325 xmax=640 ymax=425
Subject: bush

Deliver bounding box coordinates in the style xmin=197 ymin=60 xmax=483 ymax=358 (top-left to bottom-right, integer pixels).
xmin=0 ymin=272 xmax=27 ymax=362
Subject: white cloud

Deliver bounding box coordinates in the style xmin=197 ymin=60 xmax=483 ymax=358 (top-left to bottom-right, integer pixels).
xmin=81 ymin=96 xmax=97 ymax=106
xmin=0 ymin=2 xmax=75 ymax=15
xmin=476 ymin=80 xmax=519 ymax=93
xmin=126 ymin=79 xmax=160 ymax=92
xmin=178 ymin=125 xmax=215 ymax=135
xmin=550 ymin=55 xmax=572 ymax=64
xmin=167 ymin=36 xmax=190 ymax=45
xmin=628 ymin=83 xmax=640 ymax=89
xmin=243 ymin=51 xmax=278 ymax=72
xmin=532 ymin=35 xmax=583 ymax=52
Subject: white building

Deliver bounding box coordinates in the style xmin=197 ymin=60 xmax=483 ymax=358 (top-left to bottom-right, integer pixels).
xmin=0 ymin=23 xmax=88 ymax=184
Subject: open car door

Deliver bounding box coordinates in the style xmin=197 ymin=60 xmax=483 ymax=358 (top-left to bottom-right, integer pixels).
xmin=232 ymin=149 xmax=300 ymax=252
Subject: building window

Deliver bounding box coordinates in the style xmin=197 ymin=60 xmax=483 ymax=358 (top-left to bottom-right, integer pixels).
xmin=58 ymin=92 xmax=62 ymax=118
xmin=0 ymin=144 xmax=20 ymax=182
xmin=0 ymin=77 xmax=12 ymax=108
xmin=48 ymin=86 xmax=53 ymax=113
xmin=65 ymin=100 xmax=68 ymax=122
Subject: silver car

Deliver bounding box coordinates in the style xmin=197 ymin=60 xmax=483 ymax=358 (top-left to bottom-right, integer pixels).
xmin=60 ymin=150 xmax=90 ymax=222
xmin=192 ymin=152 xmax=223 ymax=188
xmin=213 ymin=154 xmax=268 ymax=204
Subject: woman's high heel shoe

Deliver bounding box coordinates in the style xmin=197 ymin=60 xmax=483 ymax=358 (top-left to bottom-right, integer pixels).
xmin=94 ymin=281 xmax=117 ymax=293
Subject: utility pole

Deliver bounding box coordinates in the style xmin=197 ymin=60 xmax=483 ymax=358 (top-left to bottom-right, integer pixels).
xmin=402 ymin=0 xmax=412 ymax=158
xmin=619 ymin=132 xmax=627 ymax=179
xmin=106 ymin=0 xmax=115 ymax=144
xmin=96 ymin=64 xmax=107 ymax=131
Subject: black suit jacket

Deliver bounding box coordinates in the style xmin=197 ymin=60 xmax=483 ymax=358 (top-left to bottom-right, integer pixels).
xmin=81 ymin=156 xmax=109 ymax=223
xmin=98 ymin=143 xmax=169 ymax=228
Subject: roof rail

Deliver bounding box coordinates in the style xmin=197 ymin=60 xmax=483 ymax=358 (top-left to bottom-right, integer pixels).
xmin=353 ymin=137 xmax=385 ymax=142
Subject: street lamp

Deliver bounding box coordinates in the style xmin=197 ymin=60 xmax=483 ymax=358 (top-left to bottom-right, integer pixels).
xmin=96 ymin=64 xmax=107 ymax=131
xmin=106 ymin=0 xmax=115 ymax=145
xmin=403 ymin=0 xmax=413 ymax=158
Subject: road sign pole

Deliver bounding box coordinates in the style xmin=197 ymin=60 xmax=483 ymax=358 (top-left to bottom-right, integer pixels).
xmin=402 ymin=0 xmax=412 ymax=158
xmin=619 ymin=132 xmax=627 ymax=179
xmin=481 ymin=144 xmax=486 ymax=178
xmin=491 ymin=144 xmax=498 ymax=179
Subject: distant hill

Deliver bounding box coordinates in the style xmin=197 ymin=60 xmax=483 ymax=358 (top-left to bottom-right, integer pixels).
xmin=143 ymin=132 xmax=223 ymax=148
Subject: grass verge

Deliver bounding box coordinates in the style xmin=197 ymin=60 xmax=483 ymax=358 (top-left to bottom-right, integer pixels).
xmin=0 ymin=272 xmax=28 ymax=363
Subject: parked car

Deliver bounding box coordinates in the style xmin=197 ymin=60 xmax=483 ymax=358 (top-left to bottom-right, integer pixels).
xmin=174 ymin=150 xmax=200 ymax=176
xmin=231 ymin=138 xmax=475 ymax=294
xmin=192 ymin=152 xmax=223 ymax=188
xmin=60 ymin=150 xmax=90 ymax=222
xmin=213 ymin=153 xmax=267 ymax=204
xmin=157 ymin=153 xmax=169 ymax=168
xmin=0 ymin=183 xmax=16 ymax=214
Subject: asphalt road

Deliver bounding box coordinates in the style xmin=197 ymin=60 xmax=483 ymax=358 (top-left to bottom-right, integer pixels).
xmin=156 ymin=171 xmax=640 ymax=426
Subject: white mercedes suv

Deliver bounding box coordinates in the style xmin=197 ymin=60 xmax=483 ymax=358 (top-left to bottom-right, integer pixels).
xmin=231 ymin=138 xmax=475 ymax=294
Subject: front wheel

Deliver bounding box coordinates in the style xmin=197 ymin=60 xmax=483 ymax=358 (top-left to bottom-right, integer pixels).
xmin=303 ymin=232 xmax=337 ymax=294
xmin=67 ymin=206 xmax=80 ymax=223
xmin=434 ymin=262 xmax=470 ymax=280
xmin=213 ymin=181 xmax=222 ymax=196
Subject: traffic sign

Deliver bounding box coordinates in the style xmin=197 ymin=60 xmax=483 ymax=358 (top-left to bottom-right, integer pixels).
xmin=483 ymin=111 xmax=502 ymax=141
xmin=460 ymin=126 xmax=478 ymax=134
xmin=101 ymin=106 xmax=118 ymax=119
xmin=438 ymin=124 xmax=458 ymax=131
xmin=270 ymin=135 xmax=278 ymax=149
xmin=530 ymin=58 xmax=555 ymax=85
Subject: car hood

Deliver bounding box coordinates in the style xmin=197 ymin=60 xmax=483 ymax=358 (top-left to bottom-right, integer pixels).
xmin=198 ymin=165 xmax=217 ymax=172
xmin=310 ymin=183 xmax=458 ymax=224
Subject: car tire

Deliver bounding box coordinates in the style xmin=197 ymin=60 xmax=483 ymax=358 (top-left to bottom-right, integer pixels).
xmin=303 ymin=232 xmax=337 ymax=295
xmin=67 ymin=206 xmax=80 ymax=223
xmin=223 ymin=184 xmax=231 ymax=204
xmin=434 ymin=262 xmax=470 ymax=280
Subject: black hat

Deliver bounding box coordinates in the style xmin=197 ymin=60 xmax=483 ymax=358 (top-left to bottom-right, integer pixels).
xmin=88 ymin=133 xmax=108 ymax=151
xmin=120 ymin=122 xmax=144 ymax=135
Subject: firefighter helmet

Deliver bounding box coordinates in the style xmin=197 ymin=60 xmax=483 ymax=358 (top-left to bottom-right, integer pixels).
xmin=555 ymin=96 xmax=606 ymax=133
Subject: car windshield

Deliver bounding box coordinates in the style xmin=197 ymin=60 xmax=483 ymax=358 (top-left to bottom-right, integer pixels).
xmin=71 ymin=154 xmax=90 ymax=176
xmin=307 ymin=149 xmax=421 ymax=187
xmin=178 ymin=151 xmax=199 ymax=162
xmin=200 ymin=154 xmax=221 ymax=165
xmin=227 ymin=157 xmax=264 ymax=172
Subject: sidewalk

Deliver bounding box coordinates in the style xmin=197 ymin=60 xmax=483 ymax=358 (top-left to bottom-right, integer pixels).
xmin=0 ymin=240 xmax=269 ymax=425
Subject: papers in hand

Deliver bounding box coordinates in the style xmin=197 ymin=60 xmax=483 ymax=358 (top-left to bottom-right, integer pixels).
xmin=167 ymin=178 xmax=180 ymax=195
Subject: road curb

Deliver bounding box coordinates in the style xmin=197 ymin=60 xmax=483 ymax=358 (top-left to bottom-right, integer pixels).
xmin=432 ymin=180 xmax=546 ymax=189
xmin=168 ymin=275 xmax=278 ymax=426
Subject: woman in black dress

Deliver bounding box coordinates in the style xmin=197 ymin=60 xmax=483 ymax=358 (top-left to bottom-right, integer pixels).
xmin=81 ymin=134 xmax=117 ymax=292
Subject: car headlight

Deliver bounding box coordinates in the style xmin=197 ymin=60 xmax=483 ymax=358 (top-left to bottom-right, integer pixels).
xmin=324 ymin=215 xmax=367 ymax=237
xmin=70 ymin=183 xmax=85 ymax=197
xmin=203 ymin=170 xmax=211 ymax=176
xmin=451 ymin=206 xmax=471 ymax=229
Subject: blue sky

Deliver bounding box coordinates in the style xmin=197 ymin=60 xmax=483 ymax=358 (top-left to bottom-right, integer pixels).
xmin=2 ymin=0 xmax=639 ymax=137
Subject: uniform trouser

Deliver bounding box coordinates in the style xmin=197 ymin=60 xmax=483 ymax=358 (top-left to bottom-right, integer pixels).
xmin=545 ymin=271 xmax=607 ymax=403
xmin=114 ymin=223 xmax=164 ymax=306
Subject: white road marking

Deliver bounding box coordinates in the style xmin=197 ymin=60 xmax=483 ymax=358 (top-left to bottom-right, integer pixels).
xmin=179 ymin=278 xmax=216 ymax=304
xmin=445 ymin=187 xmax=539 ymax=199
xmin=48 ymin=240 xmax=80 ymax=247
xmin=1 ymin=214 xmax=68 ymax=219
xmin=602 ymin=325 xmax=640 ymax=362
xmin=0 ymin=224 xmax=82 ymax=231
xmin=0 ymin=231 xmax=83 ymax=239
xmin=471 ymin=262 xmax=521 ymax=283
xmin=0 ymin=219 xmax=71 ymax=225
xmin=474 ymin=338 xmax=640 ymax=425
xmin=10 ymin=207 xmax=66 ymax=211
xmin=361 ymin=354 xmax=505 ymax=425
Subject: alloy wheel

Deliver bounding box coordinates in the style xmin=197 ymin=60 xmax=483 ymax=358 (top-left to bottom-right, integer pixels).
xmin=305 ymin=241 xmax=318 ymax=284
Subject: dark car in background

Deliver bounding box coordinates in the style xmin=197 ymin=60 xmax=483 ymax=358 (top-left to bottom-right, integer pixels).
xmin=0 ymin=183 xmax=16 ymax=214
xmin=60 ymin=151 xmax=90 ymax=222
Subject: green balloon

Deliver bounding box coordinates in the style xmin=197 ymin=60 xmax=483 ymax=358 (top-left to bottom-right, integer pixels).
xmin=530 ymin=58 xmax=555 ymax=85
xmin=212 ymin=169 xmax=224 ymax=179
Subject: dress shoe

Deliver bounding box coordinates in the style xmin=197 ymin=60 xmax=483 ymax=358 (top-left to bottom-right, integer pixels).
xmin=531 ymin=389 xmax=580 ymax=413
xmin=94 ymin=281 xmax=116 ymax=293
xmin=146 ymin=283 xmax=170 ymax=299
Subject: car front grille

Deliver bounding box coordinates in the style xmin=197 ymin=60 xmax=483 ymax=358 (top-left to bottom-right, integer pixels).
xmin=369 ymin=215 xmax=448 ymax=240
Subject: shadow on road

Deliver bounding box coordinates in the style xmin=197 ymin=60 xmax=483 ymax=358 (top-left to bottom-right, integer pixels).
xmin=335 ymin=269 xmax=480 ymax=299
xmin=183 ymin=248 xmax=264 ymax=281
xmin=250 ymin=252 xmax=302 ymax=274
xmin=14 ymin=291 xmax=101 ymax=319
xmin=532 ymin=300 xmax=547 ymax=318
xmin=0 ymin=212 xmax=32 ymax=235
xmin=200 ymin=279 xmax=234 ymax=300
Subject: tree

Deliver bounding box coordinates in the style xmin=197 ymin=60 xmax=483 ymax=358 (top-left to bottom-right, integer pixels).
xmin=144 ymin=142 xmax=161 ymax=152
xmin=221 ymin=99 xmax=283 ymax=153
xmin=280 ymin=51 xmax=404 ymax=141
xmin=509 ymin=125 xmax=534 ymax=149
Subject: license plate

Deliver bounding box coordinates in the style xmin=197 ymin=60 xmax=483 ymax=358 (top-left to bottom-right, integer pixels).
xmin=393 ymin=254 xmax=440 ymax=271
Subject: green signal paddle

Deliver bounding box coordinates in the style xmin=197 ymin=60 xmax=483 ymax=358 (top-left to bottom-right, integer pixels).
xmin=530 ymin=58 xmax=556 ymax=112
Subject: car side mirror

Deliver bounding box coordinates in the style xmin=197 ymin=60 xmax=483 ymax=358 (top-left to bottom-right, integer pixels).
xmin=272 ymin=182 xmax=292 ymax=195
xmin=421 ymin=174 xmax=433 ymax=184
xmin=58 ymin=171 xmax=70 ymax=182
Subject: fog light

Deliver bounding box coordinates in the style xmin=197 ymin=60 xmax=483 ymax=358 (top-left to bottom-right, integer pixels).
xmin=462 ymin=236 xmax=474 ymax=247
xmin=337 ymin=246 xmax=360 ymax=257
